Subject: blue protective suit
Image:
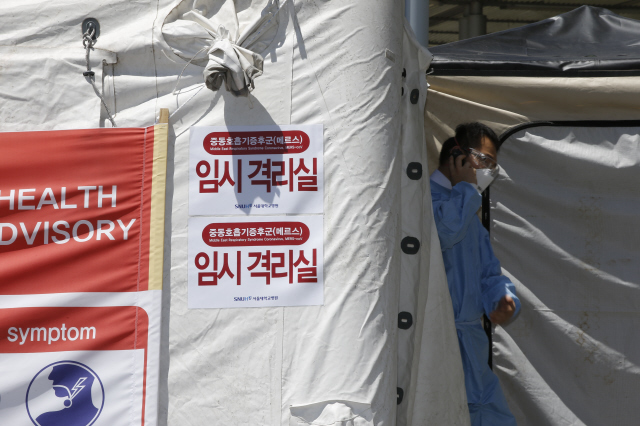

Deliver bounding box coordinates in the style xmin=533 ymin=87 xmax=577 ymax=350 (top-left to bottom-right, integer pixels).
xmin=430 ymin=174 xmax=520 ymax=426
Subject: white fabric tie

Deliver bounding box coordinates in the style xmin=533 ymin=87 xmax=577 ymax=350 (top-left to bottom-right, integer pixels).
xmin=204 ymin=36 xmax=263 ymax=96
xmin=162 ymin=0 xmax=289 ymax=97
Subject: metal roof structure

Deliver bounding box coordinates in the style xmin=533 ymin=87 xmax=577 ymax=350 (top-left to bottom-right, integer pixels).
xmin=429 ymin=0 xmax=640 ymax=46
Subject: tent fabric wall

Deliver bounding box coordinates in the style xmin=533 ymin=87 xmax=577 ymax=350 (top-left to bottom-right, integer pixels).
xmin=425 ymin=75 xmax=640 ymax=425
xmin=0 ymin=46 xmax=117 ymax=130
xmin=424 ymin=76 xmax=640 ymax=175
xmin=164 ymin=2 xmax=469 ymax=425
xmin=0 ymin=0 xmax=471 ymax=424
xmin=494 ymin=124 xmax=640 ymax=426
xmin=161 ymin=0 xmax=406 ymax=423
xmin=398 ymin=25 xmax=469 ymax=426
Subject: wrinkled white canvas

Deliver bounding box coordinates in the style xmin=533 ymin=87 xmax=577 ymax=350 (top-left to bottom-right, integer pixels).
xmin=0 ymin=0 xmax=470 ymax=424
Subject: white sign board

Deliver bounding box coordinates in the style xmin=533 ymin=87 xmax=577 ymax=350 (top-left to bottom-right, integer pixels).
xmin=189 ymin=125 xmax=324 ymax=215
xmin=188 ymin=216 xmax=324 ymax=308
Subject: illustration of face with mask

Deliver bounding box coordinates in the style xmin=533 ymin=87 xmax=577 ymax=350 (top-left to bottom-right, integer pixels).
xmin=34 ymin=364 xmax=100 ymax=426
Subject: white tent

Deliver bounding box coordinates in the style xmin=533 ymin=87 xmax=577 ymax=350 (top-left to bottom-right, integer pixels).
xmin=0 ymin=1 xmax=470 ymax=425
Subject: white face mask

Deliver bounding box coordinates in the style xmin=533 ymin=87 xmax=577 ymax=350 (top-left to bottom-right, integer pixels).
xmin=475 ymin=166 xmax=500 ymax=192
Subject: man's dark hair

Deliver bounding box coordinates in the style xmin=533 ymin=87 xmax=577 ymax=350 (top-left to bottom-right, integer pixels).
xmin=439 ymin=122 xmax=501 ymax=166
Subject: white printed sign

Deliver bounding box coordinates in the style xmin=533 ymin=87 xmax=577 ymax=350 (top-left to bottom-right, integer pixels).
xmin=189 ymin=124 xmax=324 ymax=215
xmin=188 ymin=216 xmax=323 ymax=308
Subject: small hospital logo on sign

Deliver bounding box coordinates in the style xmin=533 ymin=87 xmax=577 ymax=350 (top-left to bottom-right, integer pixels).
xmin=26 ymin=361 xmax=105 ymax=426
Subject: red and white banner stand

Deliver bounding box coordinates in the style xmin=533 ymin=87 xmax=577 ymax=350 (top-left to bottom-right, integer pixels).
xmin=0 ymin=124 xmax=168 ymax=426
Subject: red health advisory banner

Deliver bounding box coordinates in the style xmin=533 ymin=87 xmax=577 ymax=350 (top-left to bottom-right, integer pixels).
xmin=0 ymin=127 xmax=167 ymax=294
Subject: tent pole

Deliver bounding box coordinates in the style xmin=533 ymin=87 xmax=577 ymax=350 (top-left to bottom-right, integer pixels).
xmin=405 ymin=0 xmax=430 ymax=46
xmin=459 ymin=0 xmax=486 ymax=40
xmin=459 ymin=5 xmax=470 ymax=41
xmin=468 ymin=0 xmax=487 ymax=38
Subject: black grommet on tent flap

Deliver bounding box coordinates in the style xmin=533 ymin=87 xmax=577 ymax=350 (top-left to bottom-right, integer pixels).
xmin=402 ymin=68 xmax=406 ymax=78
xmin=410 ymin=89 xmax=419 ymax=104
xmin=82 ymin=18 xmax=100 ymax=41
xmin=406 ymin=162 xmax=422 ymax=180
xmin=398 ymin=311 xmax=413 ymax=330
xmin=397 ymin=387 xmax=404 ymax=405
xmin=401 ymin=237 xmax=420 ymax=254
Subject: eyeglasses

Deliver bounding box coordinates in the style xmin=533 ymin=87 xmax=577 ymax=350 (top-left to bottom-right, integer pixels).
xmin=467 ymin=148 xmax=498 ymax=170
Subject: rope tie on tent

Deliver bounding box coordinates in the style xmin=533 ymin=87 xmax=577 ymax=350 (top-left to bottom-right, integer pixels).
xmin=168 ymin=47 xmax=208 ymax=120
xmin=169 ymin=84 xmax=206 ymax=120
xmin=82 ymin=24 xmax=117 ymax=127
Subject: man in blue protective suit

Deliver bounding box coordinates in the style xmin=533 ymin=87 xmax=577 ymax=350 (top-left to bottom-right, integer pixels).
xmin=430 ymin=122 xmax=520 ymax=426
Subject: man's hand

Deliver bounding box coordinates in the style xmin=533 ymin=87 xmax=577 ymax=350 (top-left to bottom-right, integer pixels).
xmin=449 ymin=154 xmax=477 ymax=186
xmin=489 ymin=295 xmax=516 ymax=325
